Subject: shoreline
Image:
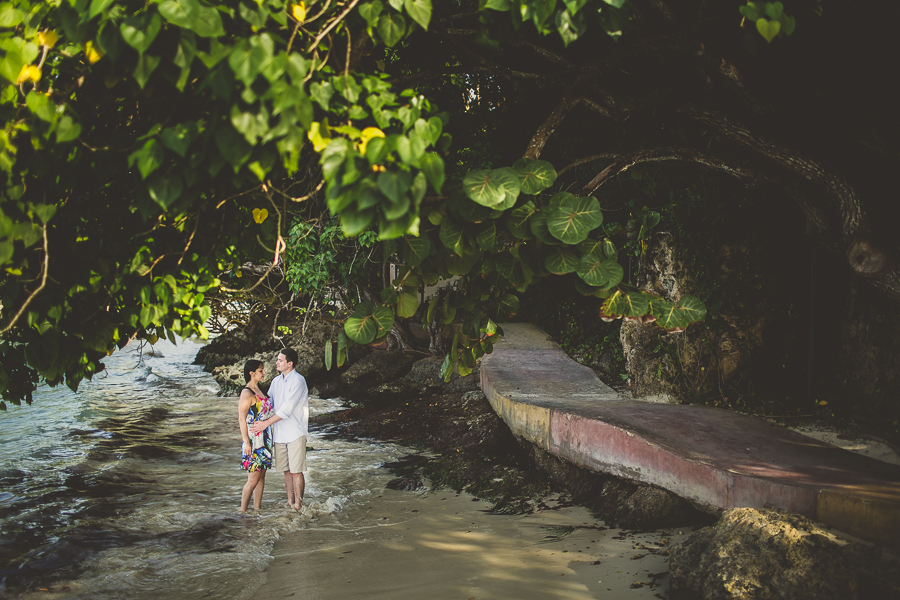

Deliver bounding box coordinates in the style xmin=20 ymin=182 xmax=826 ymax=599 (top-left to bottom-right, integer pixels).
xmin=252 ymin=486 xmax=689 ymax=600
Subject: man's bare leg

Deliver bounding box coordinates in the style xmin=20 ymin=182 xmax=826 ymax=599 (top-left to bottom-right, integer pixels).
xmin=290 ymin=472 xmax=305 ymax=510
xmin=283 ymin=470 xmax=294 ymax=507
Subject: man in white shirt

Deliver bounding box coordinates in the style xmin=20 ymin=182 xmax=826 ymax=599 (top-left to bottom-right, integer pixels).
xmin=250 ymin=348 xmax=309 ymax=510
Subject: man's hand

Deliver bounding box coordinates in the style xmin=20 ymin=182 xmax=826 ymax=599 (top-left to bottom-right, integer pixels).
xmin=249 ymin=420 xmax=268 ymax=436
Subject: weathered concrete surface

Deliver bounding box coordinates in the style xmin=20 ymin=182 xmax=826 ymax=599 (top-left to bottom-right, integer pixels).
xmin=480 ymin=323 xmax=900 ymax=546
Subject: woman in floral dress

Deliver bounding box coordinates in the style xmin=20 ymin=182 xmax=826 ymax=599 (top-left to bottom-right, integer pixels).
xmin=238 ymin=359 xmax=274 ymax=511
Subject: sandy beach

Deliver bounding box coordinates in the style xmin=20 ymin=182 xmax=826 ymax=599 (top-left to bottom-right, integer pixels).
xmin=253 ymin=488 xmax=689 ymax=600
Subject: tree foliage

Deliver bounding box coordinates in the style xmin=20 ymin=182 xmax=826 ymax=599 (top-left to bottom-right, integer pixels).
xmin=3 ymin=0 xmax=894 ymax=407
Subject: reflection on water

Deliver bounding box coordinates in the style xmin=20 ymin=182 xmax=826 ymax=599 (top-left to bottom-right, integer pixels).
xmin=0 ymin=339 xmax=410 ymax=600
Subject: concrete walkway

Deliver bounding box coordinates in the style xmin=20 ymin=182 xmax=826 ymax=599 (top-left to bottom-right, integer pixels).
xmin=479 ymin=323 xmax=900 ymax=546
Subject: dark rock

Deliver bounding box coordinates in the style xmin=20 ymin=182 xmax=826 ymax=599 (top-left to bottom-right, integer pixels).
xmin=363 ymin=379 xmax=423 ymax=405
xmin=617 ymin=485 xmax=700 ymax=530
xmin=340 ymin=350 xmax=418 ymax=397
xmin=310 ymin=382 xmax=340 ymax=398
xmin=669 ymin=507 xmax=900 ymax=600
xmin=520 ymin=441 xmax=715 ymax=530
xmin=386 ymin=475 xmax=426 ymax=492
xmin=403 ymin=356 xmax=446 ymax=392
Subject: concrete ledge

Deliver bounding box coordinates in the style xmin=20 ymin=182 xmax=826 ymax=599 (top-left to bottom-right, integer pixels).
xmin=480 ymin=323 xmax=900 ymax=546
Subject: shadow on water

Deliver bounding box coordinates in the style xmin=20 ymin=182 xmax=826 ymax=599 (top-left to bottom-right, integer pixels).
xmin=0 ymin=404 xmax=213 ymax=594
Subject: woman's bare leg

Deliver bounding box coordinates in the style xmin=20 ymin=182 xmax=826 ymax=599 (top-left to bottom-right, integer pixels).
xmin=252 ymin=470 xmax=267 ymax=509
xmin=241 ymin=470 xmax=262 ymax=512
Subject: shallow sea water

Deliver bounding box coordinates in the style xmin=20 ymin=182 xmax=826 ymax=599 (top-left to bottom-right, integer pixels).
xmin=0 ymin=339 xmax=411 ymax=600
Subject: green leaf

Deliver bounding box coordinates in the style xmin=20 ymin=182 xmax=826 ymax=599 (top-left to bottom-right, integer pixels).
xmin=415 ymin=117 xmax=442 ymax=145
xmin=564 ymin=0 xmax=588 ymax=14
xmin=678 ymin=295 xmax=707 ymax=324
xmin=403 ymin=0 xmax=432 ymax=30
xmin=378 ymin=170 xmax=412 ymax=205
xmin=344 ymin=302 xmax=380 ymax=344
xmin=516 ymin=159 xmax=557 ymax=194
xmin=89 ymin=0 xmax=116 ymax=18
xmin=120 ymin=12 xmax=162 ymax=54
xmin=377 ymin=13 xmax=406 ymax=47
xmin=0 ymin=45 xmax=24 ymax=83
xmin=418 ymin=153 xmax=445 ymax=193
xmin=324 ymin=338 xmax=333 ymax=370
xmin=545 ymin=247 xmax=579 ymax=274
xmin=0 ymin=240 xmax=13 ymax=264
xmin=529 ymin=210 xmax=558 ymax=245
xmin=463 ymin=169 xmax=508 ymax=207
xmin=475 ymin=221 xmax=496 ymax=251
xmin=129 ymin=139 xmax=165 ymax=179
xmin=603 ymin=290 xmax=650 ymax=319
xmin=508 ymin=201 xmax=537 ymax=239
xmin=0 ymin=3 xmax=25 ymax=27
xmin=133 ymin=54 xmax=161 ymax=88
xmin=25 ymin=91 xmax=55 ymax=122
xmin=396 ymin=134 xmax=427 ymax=163
xmin=215 ymin=125 xmax=252 ymax=167
xmin=55 ymin=116 xmax=81 ymax=143
xmin=577 ymin=253 xmax=623 ymax=288
xmin=764 ymin=1 xmax=783 ymax=19
xmin=146 ymin=172 xmax=184 ymax=208
xmin=493 ymin=293 xmax=519 ymax=321
xmin=359 ymin=2 xmax=384 ymax=26
xmin=337 ymin=332 xmax=348 ymax=367
xmin=556 ymin=9 xmax=586 ymax=47
xmin=546 ymin=195 xmax=603 ymax=244
xmin=373 ymin=305 xmax=395 ymax=334
xmin=158 ymin=0 xmax=225 ymax=37
xmin=340 ymin=208 xmax=375 ymax=236
xmin=160 ymin=123 xmax=196 ymax=157
xmin=401 ymin=235 xmax=431 ymax=266
xmin=439 ymin=217 xmax=466 ymax=256
xmin=756 ymin=18 xmax=781 ymax=43
xmin=396 ymin=291 xmax=419 ymax=318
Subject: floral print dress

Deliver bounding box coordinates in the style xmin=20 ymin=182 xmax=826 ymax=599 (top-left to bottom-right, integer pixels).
xmin=240 ymin=388 xmax=274 ymax=472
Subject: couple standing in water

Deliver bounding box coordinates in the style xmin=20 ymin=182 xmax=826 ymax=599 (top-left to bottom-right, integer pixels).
xmin=237 ymin=348 xmax=309 ymax=513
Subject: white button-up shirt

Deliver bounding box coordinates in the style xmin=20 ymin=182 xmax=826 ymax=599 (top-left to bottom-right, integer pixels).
xmin=267 ymin=369 xmax=309 ymax=444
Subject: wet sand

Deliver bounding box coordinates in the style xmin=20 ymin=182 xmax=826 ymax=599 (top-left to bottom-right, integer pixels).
xmin=253 ymin=489 xmax=689 ymax=600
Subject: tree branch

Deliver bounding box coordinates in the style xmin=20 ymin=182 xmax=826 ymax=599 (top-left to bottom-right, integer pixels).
xmin=0 ymin=225 xmax=49 ymax=337
xmin=580 ymin=147 xmax=766 ymax=193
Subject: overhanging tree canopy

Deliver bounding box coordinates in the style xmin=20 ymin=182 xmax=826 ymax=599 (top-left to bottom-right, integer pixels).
xmin=1 ymin=0 xmax=895 ymax=408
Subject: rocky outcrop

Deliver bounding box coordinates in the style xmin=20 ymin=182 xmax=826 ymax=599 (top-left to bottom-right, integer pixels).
xmin=669 ymin=507 xmax=899 ymax=600
xmin=622 ymin=234 xmax=764 ymax=402
xmin=340 ymin=350 xmax=419 ymax=397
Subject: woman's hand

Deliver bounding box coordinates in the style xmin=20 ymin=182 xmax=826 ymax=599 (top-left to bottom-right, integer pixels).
xmin=242 ymin=440 xmax=251 ymax=454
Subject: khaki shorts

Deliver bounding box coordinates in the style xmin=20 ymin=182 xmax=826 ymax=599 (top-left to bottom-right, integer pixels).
xmin=274 ymin=436 xmax=307 ymax=473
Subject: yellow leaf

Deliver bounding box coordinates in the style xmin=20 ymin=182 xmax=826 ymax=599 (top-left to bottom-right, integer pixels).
xmin=307 ymin=121 xmax=330 ymax=152
xmin=16 ymin=65 xmax=41 ymax=84
xmin=236 ymin=269 xmax=243 ymax=278
xmin=818 ymin=400 xmax=828 ymax=406
xmin=37 ymin=30 xmax=58 ymax=48
xmin=291 ymin=2 xmax=306 ymax=22
xmin=85 ymin=41 xmax=103 ymax=64
xmin=358 ymin=126 xmax=385 ymax=154
xmin=252 ymin=208 xmax=269 ymax=224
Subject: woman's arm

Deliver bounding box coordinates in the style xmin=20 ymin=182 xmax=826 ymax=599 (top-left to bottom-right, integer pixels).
xmin=238 ymin=390 xmax=254 ymax=454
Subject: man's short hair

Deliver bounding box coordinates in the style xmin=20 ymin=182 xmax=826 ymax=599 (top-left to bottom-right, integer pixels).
xmin=280 ymin=347 xmax=299 ymax=367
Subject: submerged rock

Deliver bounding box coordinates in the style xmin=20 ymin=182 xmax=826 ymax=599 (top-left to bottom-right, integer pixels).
xmin=669 ymin=507 xmax=899 ymax=599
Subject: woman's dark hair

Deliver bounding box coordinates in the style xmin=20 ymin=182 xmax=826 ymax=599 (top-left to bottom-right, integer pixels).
xmin=243 ymin=359 xmax=264 ymax=384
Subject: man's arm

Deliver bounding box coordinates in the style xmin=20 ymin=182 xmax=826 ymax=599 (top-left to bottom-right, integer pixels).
xmin=249 ymin=413 xmax=281 ymax=435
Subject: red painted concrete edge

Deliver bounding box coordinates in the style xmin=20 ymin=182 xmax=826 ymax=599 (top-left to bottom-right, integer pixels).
xmin=549 ymin=411 xmax=819 ymax=517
